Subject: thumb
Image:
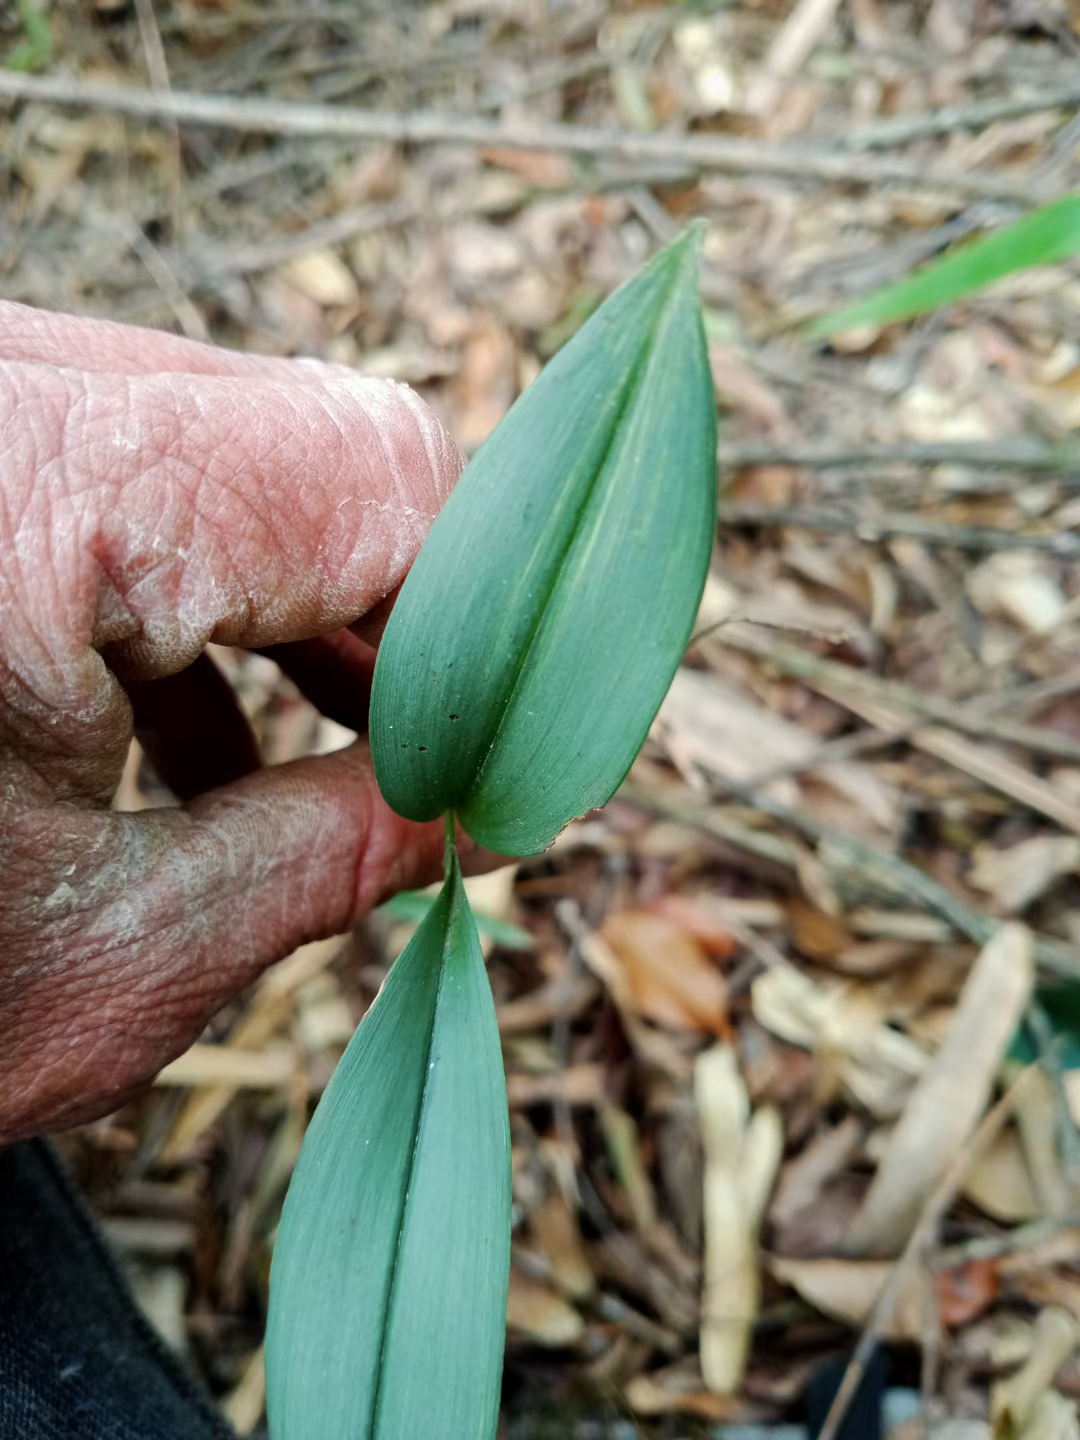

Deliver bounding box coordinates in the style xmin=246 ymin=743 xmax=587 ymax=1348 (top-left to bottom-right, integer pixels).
xmin=3 ymin=742 xmax=455 ymax=1144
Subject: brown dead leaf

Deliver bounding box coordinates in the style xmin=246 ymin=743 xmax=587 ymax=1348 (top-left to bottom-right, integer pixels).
xmin=530 ymin=1191 xmax=593 ymax=1301
xmin=602 ymin=910 xmax=729 ymax=1036
xmin=450 ymin=316 xmax=517 ymax=449
xmin=278 ymin=249 xmax=360 ymax=309
xmin=787 ymin=898 xmax=856 ymax=963
xmin=624 ymin=1368 xmax=747 ymax=1421
xmin=963 ymin=1127 xmax=1043 ymax=1223
xmin=970 ymin=835 xmax=1080 ymax=915
xmin=769 ymin=1254 xmax=931 ymax=1341
xmin=478 ymin=146 xmax=573 ymax=188
xmin=935 ymin=1258 xmax=1000 ymax=1328
xmin=647 ymin=893 xmax=738 ymax=960
xmin=506 ymin=1272 xmax=584 ymax=1347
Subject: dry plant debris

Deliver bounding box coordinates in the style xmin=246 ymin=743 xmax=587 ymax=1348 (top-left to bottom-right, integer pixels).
xmin=5 ymin=0 xmax=1080 ymax=1435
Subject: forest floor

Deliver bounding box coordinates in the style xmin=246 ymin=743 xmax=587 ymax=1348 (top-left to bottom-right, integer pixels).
xmin=4 ymin=2 xmax=1080 ymax=1436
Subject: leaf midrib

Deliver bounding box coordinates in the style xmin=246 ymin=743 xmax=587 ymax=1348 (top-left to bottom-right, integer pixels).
xmin=367 ymin=881 xmax=456 ymax=1439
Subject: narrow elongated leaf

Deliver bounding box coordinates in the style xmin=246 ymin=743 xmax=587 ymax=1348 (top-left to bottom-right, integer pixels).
xmin=370 ymin=228 xmax=717 ymax=855
xmin=266 ymin=849 xmax=511 ymax=1440
xmin=810 ymin=195 xmax=1080 ymax=337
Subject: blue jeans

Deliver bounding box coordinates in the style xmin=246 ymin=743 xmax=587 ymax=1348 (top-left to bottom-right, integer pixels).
xmin=0 ymin=1141 xmax=237 ymax=1440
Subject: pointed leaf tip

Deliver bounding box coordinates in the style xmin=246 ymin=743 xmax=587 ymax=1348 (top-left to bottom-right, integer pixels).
xmin=371 ymin=230 xmax=718 ymax=854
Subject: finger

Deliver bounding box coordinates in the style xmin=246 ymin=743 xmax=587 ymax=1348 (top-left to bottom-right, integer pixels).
xmin=0 ymin=298 xmax=358 ymax=381
xmin=127 ymin=651 xmax=261 ymax=802
xmin=2 ymin=356 xmax=462 ymax=801
xmin=1 ymin=741 xmax=458 ymax=1142
xmin=259 ymin=630 xmax=378 ymax=735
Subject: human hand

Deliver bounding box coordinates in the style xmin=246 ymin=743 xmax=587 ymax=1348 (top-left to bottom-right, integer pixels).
xmin=0 ymin=302 xmax=470 ymax=1143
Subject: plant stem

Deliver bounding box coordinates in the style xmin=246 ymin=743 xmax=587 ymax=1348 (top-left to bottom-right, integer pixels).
xmin=443 ymin=812 xmax=457 ymax=875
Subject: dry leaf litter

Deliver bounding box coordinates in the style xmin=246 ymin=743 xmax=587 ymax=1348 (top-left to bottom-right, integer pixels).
xmin=4 ymin=1 xmax=1080 ymax=1436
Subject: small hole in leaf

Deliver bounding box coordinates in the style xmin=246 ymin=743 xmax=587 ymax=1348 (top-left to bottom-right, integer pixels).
xmin=418 ymin=746 xmax=428 ymax=752
xmin=449 ymin=714 xmax=459 ymax=721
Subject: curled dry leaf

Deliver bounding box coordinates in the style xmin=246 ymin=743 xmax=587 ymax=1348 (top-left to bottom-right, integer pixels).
xmin=849 ymin=923 xmax=1034 ymax=1256
xmin=696 ymin=1045 xmax=783 ymax=1395
xmin=752 ymin=961 xmax=928 ymax=1118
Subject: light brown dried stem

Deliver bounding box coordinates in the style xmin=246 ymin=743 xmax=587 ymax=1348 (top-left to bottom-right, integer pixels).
xmin=815 ymin=1066 xmax=1038 ymax=1440
xmin=719 ymin=503 xmax=1080 ymax=558
xmin=718 ymin=438 xmax=1080 ymax=478
xmin=0 ymin=72 xmax=1047 ymax=202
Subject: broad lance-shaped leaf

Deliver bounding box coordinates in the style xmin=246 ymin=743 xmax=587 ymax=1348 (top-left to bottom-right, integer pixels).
xmin=370 ymin=227 xmax=717 ymax=855
xmin=266 ymin=849 xmax=511 ymax=1440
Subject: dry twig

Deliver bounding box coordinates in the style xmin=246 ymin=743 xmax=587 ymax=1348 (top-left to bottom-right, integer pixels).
xmin=0 ymin=73 xmax=1047 ymax=201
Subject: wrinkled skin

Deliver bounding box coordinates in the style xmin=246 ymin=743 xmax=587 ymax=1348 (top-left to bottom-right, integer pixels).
xmin=0 ymin=301 xmax=472 ymax=1144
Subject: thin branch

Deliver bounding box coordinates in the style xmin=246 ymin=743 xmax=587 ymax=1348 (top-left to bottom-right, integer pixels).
xmin=717 ymin=438 xmax=1080 ymax=477
xmin=0 ymin=72 xmax=1045 ymax=202
xmin=719 ymin=503 xmax=1080 ymax=557
xmin=838 ymin=83 xmax=1080 ymax=150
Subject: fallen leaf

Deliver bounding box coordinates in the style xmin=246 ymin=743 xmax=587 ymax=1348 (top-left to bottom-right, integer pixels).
xmin=278 ymin=248 xmax=360 ymax=308
xmin=970 ymin=835 xmax=1080 ymax=915
xmin=849 ymin=924 xmax=1034 ymax=1255
xmin=602 ymin=909 xmax=729 ymax=1035
xmin=529 ymin=1192 xmax=593 ymax=1301
xmin=962 ymin=1128 xmax=1043 ymax=1223
xmin=768 ymin=1256 xmax=929 ymax=1341
xmin=935 ymin=1258 xmax=1000 ymax=1327
xmin=752 ymin=961 xmax=928 ymax=1118
xmin=696 ymin=1045 xmax=782 ymax=1394
xmin=506 ymin=1272 xmax=583 ymax=1347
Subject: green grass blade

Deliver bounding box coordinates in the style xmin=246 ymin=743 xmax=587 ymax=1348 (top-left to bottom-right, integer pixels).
xmin=370 ymin=227 xmax=717 ymax=854
xmin=810 ymin=196 xmax=1080 ymax=337
xmin=266 ymin=850 xmax=511 ymax=1440
xmin=378 ymin=888 xmax=534 ymax=950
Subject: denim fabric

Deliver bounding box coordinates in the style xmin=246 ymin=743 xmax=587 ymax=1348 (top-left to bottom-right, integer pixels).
xmin=0 ymin=1140 xmax=237 ymax=1440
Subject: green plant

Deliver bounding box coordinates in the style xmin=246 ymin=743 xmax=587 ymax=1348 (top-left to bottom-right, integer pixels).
xmin=6 ymin=0 xmax=52 ymax=73
xmin=810 ymin=195 xmax=1080 ymax=337
xmin=265 ymin=229 xmax=717 ymax=1439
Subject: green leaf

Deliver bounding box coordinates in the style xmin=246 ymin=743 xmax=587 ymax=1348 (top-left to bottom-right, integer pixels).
xmin=809 ymin=196 xmax=1080 ymax=337
xmin=1009 ymin=982 xmax=1080 ymax=1070
xmin=370 ymin=228 xmax=717 ymax=855
xmin=378 ymin=888 xmax=534 ymax=950
xmin=266 ymin=847 xmax=511 ymax=1440
xmin=7 ymin=0 xmax=52 ymax=72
